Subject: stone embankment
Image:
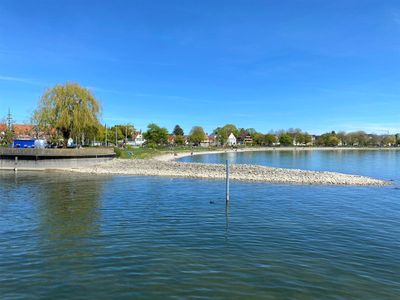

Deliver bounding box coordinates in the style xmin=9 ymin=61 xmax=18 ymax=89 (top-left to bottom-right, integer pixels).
xmin=64 ymin=159 xmax=389 ymax=186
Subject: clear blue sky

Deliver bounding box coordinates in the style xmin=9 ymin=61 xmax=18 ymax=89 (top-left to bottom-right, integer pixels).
xmin=0 ymin=0 xmax=399 ymax=134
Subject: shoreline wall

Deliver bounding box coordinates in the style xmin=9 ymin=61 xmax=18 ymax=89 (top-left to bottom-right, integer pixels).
xmin=0 ymin=157 xmax=114 ymax=169
xmin=0 ymin=148 xmax=115 ymax=170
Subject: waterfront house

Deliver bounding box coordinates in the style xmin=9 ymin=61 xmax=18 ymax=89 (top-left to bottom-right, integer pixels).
xmin=200 ymin=134 xmax=210 ymax=147
xmin=125 ymin=132 xmax=144 ymax=147
xmin=126 ymin=132 xmax=146 ymax=147
xmin=208 ymin=134 xmax=218 ymax=147
xmin=237 ymin=132 xmax=253 ymax=145
xmin=168 ymin=135 xmax=175 ymax=145
xmin=227 ymin=133 xmax=237 ymax=146
xmin=132 ymin=132 xmax=146 ymax=146
xmin=13 ymin=124 xmax=35 ymax=139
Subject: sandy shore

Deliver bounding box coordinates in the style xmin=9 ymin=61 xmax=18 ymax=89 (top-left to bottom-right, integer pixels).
xmin=63 ymin=158 xmax=390 ymax=186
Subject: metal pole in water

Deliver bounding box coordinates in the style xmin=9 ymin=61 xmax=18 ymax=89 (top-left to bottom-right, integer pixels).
xmin=14 ymin=156 xmax=18 ymax=172
xmin=226 ymin=159 xmax=230 ymax=203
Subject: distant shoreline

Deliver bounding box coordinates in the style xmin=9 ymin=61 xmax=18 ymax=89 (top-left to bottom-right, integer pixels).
xmin=154 ymin=146 xmax=400 ymax=162
xmin=1 ymin=147 xmax=394 ymax=186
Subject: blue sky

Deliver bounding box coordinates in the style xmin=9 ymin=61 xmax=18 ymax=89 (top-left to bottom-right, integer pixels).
xmin=0 ymin=0 xmax=399 ymax=134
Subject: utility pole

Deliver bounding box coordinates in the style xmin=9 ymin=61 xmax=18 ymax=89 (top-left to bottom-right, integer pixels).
xmin=4 ymin=108 xmax=14 ymax=145
xmin=6 ymin=108 xmax=13 ymax=130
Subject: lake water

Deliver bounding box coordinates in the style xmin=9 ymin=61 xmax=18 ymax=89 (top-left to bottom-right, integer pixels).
xmin=1 ymin=150 xmax=400 ymax=299
xmin=180 ymin=149 xmax=400 ymax=182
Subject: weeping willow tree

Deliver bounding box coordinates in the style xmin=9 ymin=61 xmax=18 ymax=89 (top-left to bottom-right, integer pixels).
xmin=32 ymin=83 xmax=101 ymax=147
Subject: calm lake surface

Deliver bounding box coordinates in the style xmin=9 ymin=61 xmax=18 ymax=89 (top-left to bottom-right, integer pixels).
xmin=1 ymin=150 xmax=400 ymax=299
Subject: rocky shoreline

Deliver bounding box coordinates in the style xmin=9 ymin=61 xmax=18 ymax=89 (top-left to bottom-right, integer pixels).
xmin=63 ymin=158 xmax=390 ymax=186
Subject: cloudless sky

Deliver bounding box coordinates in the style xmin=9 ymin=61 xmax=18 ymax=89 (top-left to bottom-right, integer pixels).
xmin=0 ymin=0 xmax=399 ymax=134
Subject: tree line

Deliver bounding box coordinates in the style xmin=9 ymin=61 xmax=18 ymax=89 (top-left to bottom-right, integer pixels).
xmin=132 ymin=123 xmax=400 ymax=148
xmin=2 ymin=82 xmax=399 ymax=148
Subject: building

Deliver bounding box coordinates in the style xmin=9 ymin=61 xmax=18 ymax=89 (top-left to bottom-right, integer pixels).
xmin=200 ymin=134 xmax=210 ymax=147
xmin=127 ymin=132 xmax=146 ymax=146
xmin=0 ymin=123 xmax=39 ymax=142
xmin=227 ymin=133 xmax=237 ymax=146
xmin=168 ymin=135 xmax=175 ymax=145
xmin=13 ymin=124 xmax=36 ymax=139
xmin=237 ymin=132 xmax=253 ymax=145
xmin=208 ymin=134 xmax=219 ymax=147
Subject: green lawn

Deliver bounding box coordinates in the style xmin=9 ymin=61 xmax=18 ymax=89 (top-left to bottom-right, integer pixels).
xmin=114 ymin=146 xmax=222 ymax=159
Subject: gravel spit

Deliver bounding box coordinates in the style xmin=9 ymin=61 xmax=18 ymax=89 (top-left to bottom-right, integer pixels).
xmin=63 ymin=158 xmax=390 ymax=186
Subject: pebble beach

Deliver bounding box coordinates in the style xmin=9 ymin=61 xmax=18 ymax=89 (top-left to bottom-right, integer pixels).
xmin=64 ymin=156 xmax=390 ymax=186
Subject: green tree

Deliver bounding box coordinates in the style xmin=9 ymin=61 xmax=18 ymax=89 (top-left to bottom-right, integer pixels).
xmin=189 ymin=126 xmax=206 ymax=146
xmin=252 ymin=133 xmax=264 ymax=145
xmin=1 ymin=128 xmax=14 ymax=146
xmin=238 ymin=128 xmax=247 ymax=137
xmin=110 ymin=124 xmax=135 ymax=143
xmin=287 ymin=128 xmax=302 ymax=138
xmin=173 ymin=125 xmax=184 ymax=136
xmin=246 ymin=128 xmax=257 ymax=135
xmin=264 ymin=134 xmax=277 ymax=146
xmin=174 ymin=135 xmax=185 ymax=145
xmin=381 ymin=135 xmax=396 ymax=146
xmin=336 ymin=131 xmax=347 ymax=146
xmin=32 ymin=82 xmax=101 ymax=147
xmin=304 ymin=133 xmax=312 ymax=145
xmin=279 ymin=134 xmax=293 ymax=146
xmin=318 ymin=132 xmax=340 ymax=146
xmin=367 ymin=134 xmax=380 ymax=147
xmin=327 ymin=135 xmax=340 ymax=146
xmin=112 ymin=126 xmax=123 ymax=143
xmin=346 ymin=131 xmax=368 ymax=146
xmin=98 ymin=125 xmax=134 ymax=145
xmin=214 ymin=124 xmax=238 ymax=145
xmin=295 ymin=133 xmax=312 ymax=145
xmin=143 ymin=123 xmax=168 ymax=146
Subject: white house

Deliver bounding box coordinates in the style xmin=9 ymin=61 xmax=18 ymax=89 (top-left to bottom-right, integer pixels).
xmin=227 ymin=133 xmax=237 ymax=146
xmin=127 ymin=133 xmax=146 ymax=146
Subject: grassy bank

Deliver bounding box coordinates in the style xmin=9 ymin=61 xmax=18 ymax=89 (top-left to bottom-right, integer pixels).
xmin=114 ymin=146 xmax=223 ymax=159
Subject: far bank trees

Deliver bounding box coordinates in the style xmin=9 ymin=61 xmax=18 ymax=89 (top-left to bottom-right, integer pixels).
xmin=214 ymin=124 xmax=239 ymax=145
xmin=189 ymin=126 xmax=206 ymax=145
xmin=143 ymin=123 xmax=168 ymax=146
xmin=279 ymin=134 xmax=293 ymax=146
xmin=173 ymin=124 xmax=184 ymax=136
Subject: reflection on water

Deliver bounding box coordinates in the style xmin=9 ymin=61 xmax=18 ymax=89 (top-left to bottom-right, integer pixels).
xmin=0 ymin=172 xmax=108 ymax=299
xmin=39 ymin=174 xmax=103 ymax=238
xmin=1 ymin=157 xmax=400 ymax=299
xmin=37 ymin=173 xmax=105 ymax=274
xmin=225 ymin=203 xmax=229 ymax=241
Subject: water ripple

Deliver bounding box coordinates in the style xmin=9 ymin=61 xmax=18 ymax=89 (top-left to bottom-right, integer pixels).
xmin=1 ymin=170 xmax=400 ymax=299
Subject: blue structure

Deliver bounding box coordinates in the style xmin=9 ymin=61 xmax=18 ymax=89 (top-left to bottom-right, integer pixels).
xmin=12 ymin=139 xmax=35 ymax=148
